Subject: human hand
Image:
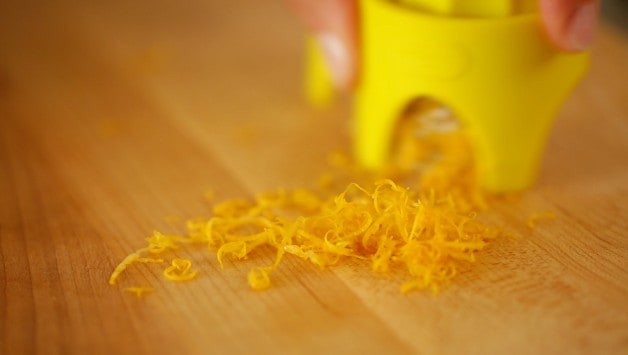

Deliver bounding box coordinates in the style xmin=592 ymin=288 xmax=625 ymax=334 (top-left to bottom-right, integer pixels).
xmin=286 ymin=0 xmax=600 ymax=90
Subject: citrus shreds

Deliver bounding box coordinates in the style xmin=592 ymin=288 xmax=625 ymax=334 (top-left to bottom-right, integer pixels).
xmin=125 ymin=286 xmax=155 ymax=298
xmin=248 ymin=267 xmax=272 ymax=291
xmin=111 ymin=160 xmax=494 ymax=292
xmin=146 ymin=231 xmax=184 ymax=253
xmin=109 ymin=249 xmax=163 ymax=285
xmin=194 ymin=178 xmax=490 ymax=291
xmin=163 ymin=258 xmax=198 ymax=282
xmin=109 ymin=253 xmax=141 ymax=285
xmin=110 ymin=103 xmax=508 ymax=294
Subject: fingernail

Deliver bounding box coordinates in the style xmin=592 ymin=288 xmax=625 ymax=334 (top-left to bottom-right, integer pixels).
xmin=317 ymin=33 xmax=351 ymax=90
xmin=567 ymin=2 xmax=598 ymax=51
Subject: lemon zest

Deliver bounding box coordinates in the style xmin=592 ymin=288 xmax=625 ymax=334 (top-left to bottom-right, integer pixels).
xmin=109 ymin=249 xmax=163 ymax=285
xmin=163 ymin=258 xmax=198 ymax=282
xmin=110 ymin=106 xmax=513 ymax=294
xmin=124 ymin=286 xmax=155 ymax=298
xmin=247 ymin=267 xmax=272 ymax=291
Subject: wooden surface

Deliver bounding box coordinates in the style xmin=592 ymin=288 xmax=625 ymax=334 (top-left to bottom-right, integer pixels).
xmin=1 ymin=1 xmax=627 ymax=354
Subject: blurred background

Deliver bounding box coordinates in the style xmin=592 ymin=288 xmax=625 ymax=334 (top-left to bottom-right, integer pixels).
xmin=604 ymin=0 xmax=628 ymax=29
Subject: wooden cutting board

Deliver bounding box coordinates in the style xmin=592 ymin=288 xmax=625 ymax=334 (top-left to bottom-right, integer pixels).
xmin=1 ymin=1 xmax=627 ymax=354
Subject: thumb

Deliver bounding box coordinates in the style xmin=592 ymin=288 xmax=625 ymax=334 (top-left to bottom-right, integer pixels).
xmin=286 ymin=0 xmax=359 ymax=90
xmin=540 ymin=0 xmax=600 ymax=51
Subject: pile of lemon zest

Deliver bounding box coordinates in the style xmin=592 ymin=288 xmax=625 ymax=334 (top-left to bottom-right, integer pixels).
xmin=290 ymin=189 xmax=322 ymax=211
xmin=527 ymin=211 xmax=556 ymax=228
xmin=110 ymin=105 xmax=518 ymax=294
xmin=124 ymin=286 xmax=155 ymax=298
xmin=372 ymin=236 xmax=397 ymax=273
xmin=163 ymin=258 xmax=198 ymax=282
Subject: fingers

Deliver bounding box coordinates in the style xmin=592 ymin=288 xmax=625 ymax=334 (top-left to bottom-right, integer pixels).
xmin=286 ymin=0 xmax=359 ymax=90
xmin=539 ymin=0 xmax=600 ymax=51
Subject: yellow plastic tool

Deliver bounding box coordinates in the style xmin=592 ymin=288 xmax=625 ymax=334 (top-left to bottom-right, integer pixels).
xmin=306 ymin=0 xmax=589 ymax=191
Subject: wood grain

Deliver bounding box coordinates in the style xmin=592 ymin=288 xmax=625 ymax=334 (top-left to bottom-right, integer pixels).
xmin=1 ymin=1 xmax=627 ymax=354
